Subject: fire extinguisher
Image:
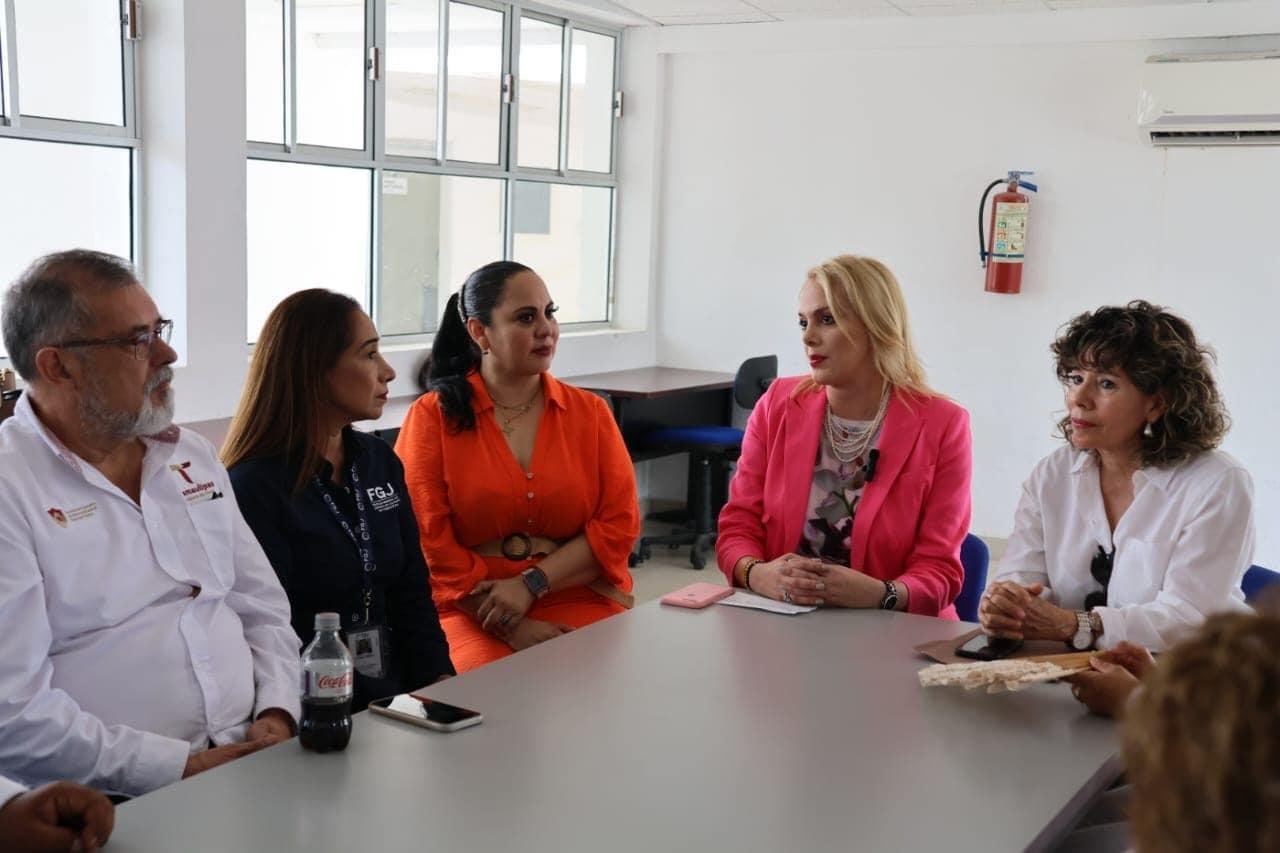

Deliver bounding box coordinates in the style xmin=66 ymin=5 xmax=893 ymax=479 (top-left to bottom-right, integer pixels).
xmin=978 ymin=170 xmax=1038 ymax=294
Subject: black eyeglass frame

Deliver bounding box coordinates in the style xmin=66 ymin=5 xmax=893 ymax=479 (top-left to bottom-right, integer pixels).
xmin=1083 ymin=545 xmax=1115 ymax=610
xmin=55 ymin=319 xmax=174 ymax=362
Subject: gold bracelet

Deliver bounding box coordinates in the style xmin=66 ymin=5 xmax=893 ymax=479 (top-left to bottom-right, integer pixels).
xmin=741 ymin=557 xmax=763 ymax=591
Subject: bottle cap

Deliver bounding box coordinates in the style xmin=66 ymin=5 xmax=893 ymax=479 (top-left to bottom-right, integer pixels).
xmin=314 ymin=612 xmax=340 ymax=631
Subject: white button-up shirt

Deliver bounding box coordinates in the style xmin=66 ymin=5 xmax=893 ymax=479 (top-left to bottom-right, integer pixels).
xmin=993 ymin=445 xmax=1253 ymax=651
xmin=0 ymin=775 xmax=24 ymax=806
xmin=0 ymin=394 xmax=301 ymax=796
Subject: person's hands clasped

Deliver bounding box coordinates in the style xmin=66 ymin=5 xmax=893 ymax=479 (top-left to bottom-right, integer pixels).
xmin=0 ymin=781 xmax=115 ymax=853
xmin=504 ymin=618 xmax=572 ymax=651
xmin=979 ymin=581 xmax=1075 ymax=641
xmin=784 ymin=560 xmax=894 ymax=608
xmin=471 ymin=576 xmax=536 ymax=634
xmin=748 ymin=554 xmax=826 ymax=605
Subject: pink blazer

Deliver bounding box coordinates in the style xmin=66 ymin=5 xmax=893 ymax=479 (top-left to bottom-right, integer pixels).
xmin=717 ymin=376 xmax=972 ymax=618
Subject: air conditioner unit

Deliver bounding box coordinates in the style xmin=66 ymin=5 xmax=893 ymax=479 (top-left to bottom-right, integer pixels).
xmin=1138 ymin=53 xmax=1280 ymax=147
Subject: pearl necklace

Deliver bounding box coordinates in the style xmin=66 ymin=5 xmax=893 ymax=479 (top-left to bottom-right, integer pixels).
xmin=824 ymin=385 xmax=890 ymax=465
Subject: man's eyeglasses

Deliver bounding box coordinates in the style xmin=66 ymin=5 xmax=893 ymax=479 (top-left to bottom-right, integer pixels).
xmin=55 ymin=319 xmax=174 ymax=362
xmin=1083 ymin=545 xmax=1115 ymax=610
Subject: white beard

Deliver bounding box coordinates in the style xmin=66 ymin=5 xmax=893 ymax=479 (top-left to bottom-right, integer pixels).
xmin=80 ymin=366 xmax=175 ymax=439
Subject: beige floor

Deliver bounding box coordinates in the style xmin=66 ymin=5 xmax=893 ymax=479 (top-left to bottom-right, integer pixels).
xmin=630 ymin=524 xmax=1007 ymax=605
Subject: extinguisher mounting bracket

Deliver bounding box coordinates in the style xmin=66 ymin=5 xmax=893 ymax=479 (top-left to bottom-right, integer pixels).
xmin=1007 ymin=170 xmax=1038 ymax=192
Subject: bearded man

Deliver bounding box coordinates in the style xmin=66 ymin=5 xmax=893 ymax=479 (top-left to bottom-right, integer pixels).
xmin=0 ymin=250 xmax=300 ymax=797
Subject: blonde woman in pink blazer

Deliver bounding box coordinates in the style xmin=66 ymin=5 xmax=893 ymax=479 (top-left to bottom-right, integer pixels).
xmin=717 ymin=255 xmax=972 ymax=618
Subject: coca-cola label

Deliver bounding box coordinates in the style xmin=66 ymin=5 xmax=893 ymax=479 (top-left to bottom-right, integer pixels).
xmin=305 ymin=669 xmax=353 ymax=699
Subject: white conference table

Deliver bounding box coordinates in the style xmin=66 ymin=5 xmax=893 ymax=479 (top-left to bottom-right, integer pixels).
xmin=110 ymin=603 xmax=1121 ymax=853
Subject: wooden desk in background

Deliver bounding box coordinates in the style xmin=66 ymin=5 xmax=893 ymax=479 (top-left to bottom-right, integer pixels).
xmin=564 ymin=366 xmax=736 ymax=459
xmin=180 ymin=366 xmax=738 ymax=457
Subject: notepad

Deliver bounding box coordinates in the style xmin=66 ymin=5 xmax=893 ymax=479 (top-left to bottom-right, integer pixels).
xmin=716 ymin=590 xmax=818 ymax=615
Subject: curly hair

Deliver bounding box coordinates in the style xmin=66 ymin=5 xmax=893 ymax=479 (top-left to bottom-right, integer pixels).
xmin=1051 ymin=300 xmax=1228 ymax=468
xmin=1122 ymin=612 xmax=1280 ymax=853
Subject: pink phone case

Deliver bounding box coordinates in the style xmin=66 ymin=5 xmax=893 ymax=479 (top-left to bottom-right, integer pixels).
xmin=661 ymin=582 xmax=734 ymax=609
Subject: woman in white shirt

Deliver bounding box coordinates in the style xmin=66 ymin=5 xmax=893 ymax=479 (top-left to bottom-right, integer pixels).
xmin=981 ymin=300 xmax=1253 ymax=653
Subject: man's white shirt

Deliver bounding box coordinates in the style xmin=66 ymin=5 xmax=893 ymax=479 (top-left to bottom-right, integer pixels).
xmin=0 ymin=775 xmax=24 ymax=807
xmin=993 ymin=445 xmax=1254 ymax=651
xmin=0 ymin=393 xmax=300 ymax=795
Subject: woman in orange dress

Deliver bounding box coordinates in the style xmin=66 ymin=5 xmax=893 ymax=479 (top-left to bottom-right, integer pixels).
xmin=396 ymin=261 xmax=639 ymax=673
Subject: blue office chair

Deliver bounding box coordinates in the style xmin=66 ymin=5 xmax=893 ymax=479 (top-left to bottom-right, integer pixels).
xmin=954 ymin=534 xmax=990 ymax=623
xmin=1243 ymin=564 xmax=1279 ymax=605
xmin=633 ymin=355 xmax=777 ymax=569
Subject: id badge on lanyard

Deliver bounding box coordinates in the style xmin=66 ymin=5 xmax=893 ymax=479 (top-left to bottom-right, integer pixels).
xmin=317 ymin=464 xmax=388 ymax=679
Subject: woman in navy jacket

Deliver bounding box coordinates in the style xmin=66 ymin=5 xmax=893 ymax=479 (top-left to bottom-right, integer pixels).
xmin=224 ymin=289 xmax=454 ymax=710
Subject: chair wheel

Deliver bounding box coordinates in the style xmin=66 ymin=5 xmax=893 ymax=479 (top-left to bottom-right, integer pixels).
xmin=628 ymin=552 xmax=641 ymax=568
xmin=690 ymin=550 xmax=706 ymax=570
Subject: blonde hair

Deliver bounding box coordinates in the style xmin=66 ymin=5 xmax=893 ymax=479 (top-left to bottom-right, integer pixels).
xmin=796 ymin=254 xmax=934 ymax=399
xmin=1122 ymin=612 xmax=1280 ymax=853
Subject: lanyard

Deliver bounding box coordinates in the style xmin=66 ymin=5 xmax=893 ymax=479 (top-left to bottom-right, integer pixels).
xmin=315 ymin=463 xmax=376 ymax=625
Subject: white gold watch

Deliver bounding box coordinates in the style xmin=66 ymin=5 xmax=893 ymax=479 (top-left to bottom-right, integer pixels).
xmin=1068 ymin=610 xmax=1094 ymax=651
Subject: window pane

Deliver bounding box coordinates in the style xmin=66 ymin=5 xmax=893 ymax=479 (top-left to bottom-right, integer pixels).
xmin=0 ymin=139 xmax=131 ymax=356
xmin=386 ymin=0 xmax=440 ymax=158
xmin=246 ymin=160 xmax=370 ymax=342
xmin=567 ymin=30 xmax=614 ymax=173
xmin=445 ymin=2 xmax=502 ymax=165
xmin=379 ymin=172 xmax=503 ymax=336
xmin=517 ymin=18 xmax=562 ymax=170
xmin=247 ymin=0 xmax=285 ymax=144
xmin=513 ymin=182 xmax=610 ymax=324
xmin=14 ymin=0 xmax=123 ymax=125
xmin=296 ymin=0 xmax=365 ymax=150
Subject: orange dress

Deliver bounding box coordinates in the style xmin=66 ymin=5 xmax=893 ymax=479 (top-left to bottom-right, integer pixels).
xmin=396 ymin=371 xmax=639 ymax=673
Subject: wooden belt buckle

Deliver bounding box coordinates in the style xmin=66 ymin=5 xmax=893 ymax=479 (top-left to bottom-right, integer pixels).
xmin=500 ymin=532 xmax=534 ymax=561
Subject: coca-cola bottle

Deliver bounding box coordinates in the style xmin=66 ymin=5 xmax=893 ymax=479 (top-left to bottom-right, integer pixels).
xmin=300 ymin=612 xmax=353 ymax=752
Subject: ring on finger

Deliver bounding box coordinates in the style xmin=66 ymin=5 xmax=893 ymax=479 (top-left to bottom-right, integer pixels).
xmin=499 ymin=613 xmax=512 ymax=626
xmin=781 ymin=588 xmax=794 ymax=604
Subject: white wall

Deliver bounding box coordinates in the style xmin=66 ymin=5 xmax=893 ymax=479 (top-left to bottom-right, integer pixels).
xmin=631 ymin=2 xmax=1280 ymax=566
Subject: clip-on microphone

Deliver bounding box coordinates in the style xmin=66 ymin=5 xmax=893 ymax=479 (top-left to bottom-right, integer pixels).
xmin=863 ymin=449 xmax=880 ymax=483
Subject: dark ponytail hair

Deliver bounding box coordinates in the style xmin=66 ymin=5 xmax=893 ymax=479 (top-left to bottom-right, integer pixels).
xmin=419 ymin=260 xmax=533 ymax=431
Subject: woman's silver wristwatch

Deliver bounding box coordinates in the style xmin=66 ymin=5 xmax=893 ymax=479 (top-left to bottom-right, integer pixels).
xmin=1068 ymin=610 xmax=1095 ymax=651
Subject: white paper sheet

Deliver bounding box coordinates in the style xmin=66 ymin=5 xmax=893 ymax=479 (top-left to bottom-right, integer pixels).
xmin=716 ymin=590 xmax=818 ymax=615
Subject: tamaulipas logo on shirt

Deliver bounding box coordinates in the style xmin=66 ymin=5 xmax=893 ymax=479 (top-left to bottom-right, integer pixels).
xmin=169 ymin=461 xmax=223 ymax=505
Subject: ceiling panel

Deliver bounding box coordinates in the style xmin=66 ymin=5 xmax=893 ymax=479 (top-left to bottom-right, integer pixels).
xmin=652 ymin=10 xmax=779 ymax=21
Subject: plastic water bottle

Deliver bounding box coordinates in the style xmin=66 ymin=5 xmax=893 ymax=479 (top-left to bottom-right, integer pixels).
xmin=300 ymin=612 xmax=353 ymax=752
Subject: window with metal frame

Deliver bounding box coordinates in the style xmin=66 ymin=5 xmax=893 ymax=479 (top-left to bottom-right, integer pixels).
xmin=0 ymin=0 xmax=140 ymax=357
xmin=245 ymin=0 xmax=620 ymax=343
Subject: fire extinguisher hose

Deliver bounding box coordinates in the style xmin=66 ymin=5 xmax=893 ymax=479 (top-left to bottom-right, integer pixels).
xmin=977 ymin=178 xmax=1005 ymax=268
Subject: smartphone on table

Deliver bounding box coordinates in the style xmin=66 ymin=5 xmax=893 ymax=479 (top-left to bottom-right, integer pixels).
xmin=368 ymin=694 xmax=483 ymax=732
xmin=955 ymin=634 xmax=1024 ymax=661
xmin=660 ymin=582 xmax=734 ymax=609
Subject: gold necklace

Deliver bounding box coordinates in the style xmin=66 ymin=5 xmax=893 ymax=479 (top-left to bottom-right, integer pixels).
xmin=488 ymin=384 xmax=541 ymax=437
